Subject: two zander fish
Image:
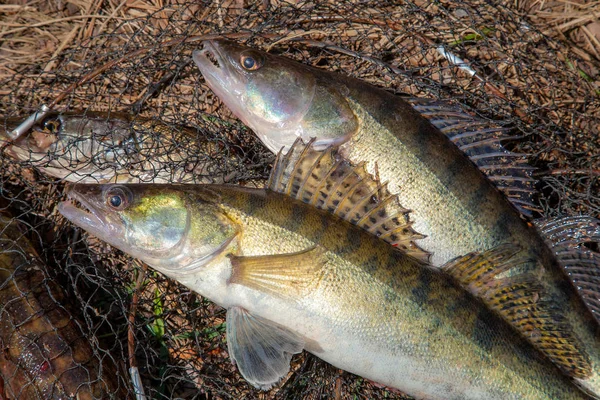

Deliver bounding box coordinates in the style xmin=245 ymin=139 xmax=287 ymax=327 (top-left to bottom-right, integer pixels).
xmin=193 ymin=40 xmax=600 ymax=396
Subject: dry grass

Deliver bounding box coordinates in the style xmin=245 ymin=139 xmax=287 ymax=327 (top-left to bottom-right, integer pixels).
xmin=0 ymin=0 xmax=599 ymax=399
xmin=518 ymin=0 xmax=600 ymax=59
xmin=516 ymin=0 xmax=600 ymax=103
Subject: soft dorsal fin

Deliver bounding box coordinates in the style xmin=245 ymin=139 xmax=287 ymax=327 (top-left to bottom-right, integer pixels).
xmin=406 ymin=97 xmax=539 ymax=218
xmin=535 ymin=216 xmax=600 ymax=322
xmin=268 ymin=139 xmax=430 ymax=262
xmin=443 ymin=244 xmax=592 ymax=379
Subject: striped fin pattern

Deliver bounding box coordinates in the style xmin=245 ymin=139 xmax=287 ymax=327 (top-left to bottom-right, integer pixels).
xmin=444 ymin=244 xmax=592 ymax=379
xmin=268 ymin=139 xmax=430 ymax=262
xmin=535 ymin=216 xmax=600 ymax=322
xmin=407 ymin=97 xmax=538 ymax=217
xmin=229 ymin=246 xmax=327 ymax=301
xmin=226 ymin=306 xmax=304 ymax=390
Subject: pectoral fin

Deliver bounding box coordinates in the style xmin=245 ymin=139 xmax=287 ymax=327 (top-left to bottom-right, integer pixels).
xmin=443 ymin=244 xmax=592 ymax=379
xmin=229 ymin=246 xmax=327 ymax=300
xmin=226 ymin=306 xmax=304 ymax=390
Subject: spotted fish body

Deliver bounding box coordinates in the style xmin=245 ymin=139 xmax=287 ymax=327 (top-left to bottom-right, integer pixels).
xmin=192 ymin=40 xmax=546 ymax=265
xmin=193 ymin=40 xmax=600 ymax=395
xmin=59 ymin=179 xmax=593 ymax=400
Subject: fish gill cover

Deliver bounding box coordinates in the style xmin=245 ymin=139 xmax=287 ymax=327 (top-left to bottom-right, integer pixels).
xmin=0 ymin=0 xmax=598 ymax=399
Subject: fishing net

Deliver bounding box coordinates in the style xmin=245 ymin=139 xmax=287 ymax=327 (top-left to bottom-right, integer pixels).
xmin=0 ymin=0 xmax=598 ymax=398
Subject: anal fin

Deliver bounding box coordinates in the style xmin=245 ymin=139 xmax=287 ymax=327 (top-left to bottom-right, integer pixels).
xmin=535 ymin=216 xmax=600 ymax=322
xmin=443 ymin=244 xmax=592 ymax=379
xmin=268 ymin=139 xmax=430 ymax=262
xmin=407 ymin=97 xmax=539 ymax=218
xmin=226 ymin=306 xmax=304 ymax=390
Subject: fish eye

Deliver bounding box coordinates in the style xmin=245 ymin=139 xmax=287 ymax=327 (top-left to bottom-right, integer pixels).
xmin=105 ymin=186 xmax=132 ymax=211
xmin=110 ymin=195 xmax=122 ymax=208
xmin=240 ymin=52 xmax=262 ymax=71
xmin=41 ymin=116 xmax=62 ymax=134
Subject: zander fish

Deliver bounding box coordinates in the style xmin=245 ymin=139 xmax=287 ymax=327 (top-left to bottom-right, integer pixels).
xmin=59 ymin=141 xmax=594 ymax=399
xmin=1 ymin=111 xmax=257 ymax=184
xmin=193 ymin=40 xmax=600 ymax=395
xmin=0 ymin=213 xmax=125 ymax=399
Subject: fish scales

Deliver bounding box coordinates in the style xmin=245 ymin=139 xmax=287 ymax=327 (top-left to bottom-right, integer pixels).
xmin=0 ymin=215 xmax=125 ymax=399
xmin=191 ymin=40 xmax=555 ymax=266
xmin=59 ymin=183 xmax=592 ymax=399
xmin=193 ymin=40 xmax=600 ymax=394
xmin=322 ymin=69 xmax=600 ymax=375
xmin=343 ymin=94 xmax=517 ymax=264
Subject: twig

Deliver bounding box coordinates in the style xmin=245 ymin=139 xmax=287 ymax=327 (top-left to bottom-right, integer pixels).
xmin=128 ymin=260 xmax=148 ymax=400
xmin=292 ymin=39 xmax=404 ymax=74
xmin=131 ymin=59 xmax=193 ymax=114
xmin=0 ymin=5 xmax=35 ymax=11
xmin=545 ymin=15 xmax=599 ymax=35
xmin=265 ymin=30 xmax=327 ymax=52
xmin=581 ymin=25 xmax=600 ymax=60
xmin=83 ymin=0 xmax=106 ymax=39
xmin=43 ymin=24 xmax=81 ymax=73
xmin=537 ymin=169 xmax=600 ymax=177
xmin=95 ymin=0 xmax=129 ymax=41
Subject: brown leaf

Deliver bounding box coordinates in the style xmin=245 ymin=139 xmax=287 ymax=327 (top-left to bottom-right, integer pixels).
xmin=586 ymin=20 xmax=600 ymax=41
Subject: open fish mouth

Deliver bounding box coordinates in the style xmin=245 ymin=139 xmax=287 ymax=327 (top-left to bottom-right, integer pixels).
xmin=58 ymin=186 xmax=125 ymax=246
xmin=193 ymin=40 xmax=227 ymax=84
xmin=198 ymin=40 xmax=222 ymax=68
xmin=193 ymin=40 xmax=255 ymax=131
xmin=1 ymin=121 xmax=37 ymax=161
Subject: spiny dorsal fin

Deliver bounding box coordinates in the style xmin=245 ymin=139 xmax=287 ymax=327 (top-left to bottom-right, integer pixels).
xmin=443 ymin=243 xmax=592 ymax=379
xmin=268 ymin=139 xmax=430 ymax=262
xmin=535 ymin=216 xmax=600 ymax=323
xmin=407 ymin=97 xmax=539 ymax=218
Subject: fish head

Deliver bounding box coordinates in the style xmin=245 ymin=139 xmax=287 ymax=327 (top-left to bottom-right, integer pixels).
xmin=3 ymin=112 xmax=120 ymax=153
xmin=2 ymin=113 xmax=68 ymax=159
xmin=193 ymin=40 xmax=357 ymax=153
xmin=1 ymin=112 xmax=142 ymax=182
xmin=59 ymin=184 xmax=238 ymax=272
xmin=194 ymin=39 xmax=316 ymax=151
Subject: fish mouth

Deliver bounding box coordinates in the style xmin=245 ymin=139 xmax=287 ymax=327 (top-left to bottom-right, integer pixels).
xmin=58 ymin=186 xmax=125 ymax=247
xmin=193 ymin=40 xmax=229 ymax=87
xmin=1 ymin=117 xmax=60 ymax=162
xmin=0 ymin=120 xmax=31 ymax=161
xmin=193 ymin=40 xmax=255 ymax=130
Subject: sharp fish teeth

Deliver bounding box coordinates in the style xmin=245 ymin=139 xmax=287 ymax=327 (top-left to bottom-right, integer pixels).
xmin=203 ymin=49 xmax=220 ymax=69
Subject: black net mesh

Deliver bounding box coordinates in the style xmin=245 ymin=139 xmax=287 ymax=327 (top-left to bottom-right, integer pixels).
xmin=0 ymin=0 xmax=598 ymax=398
